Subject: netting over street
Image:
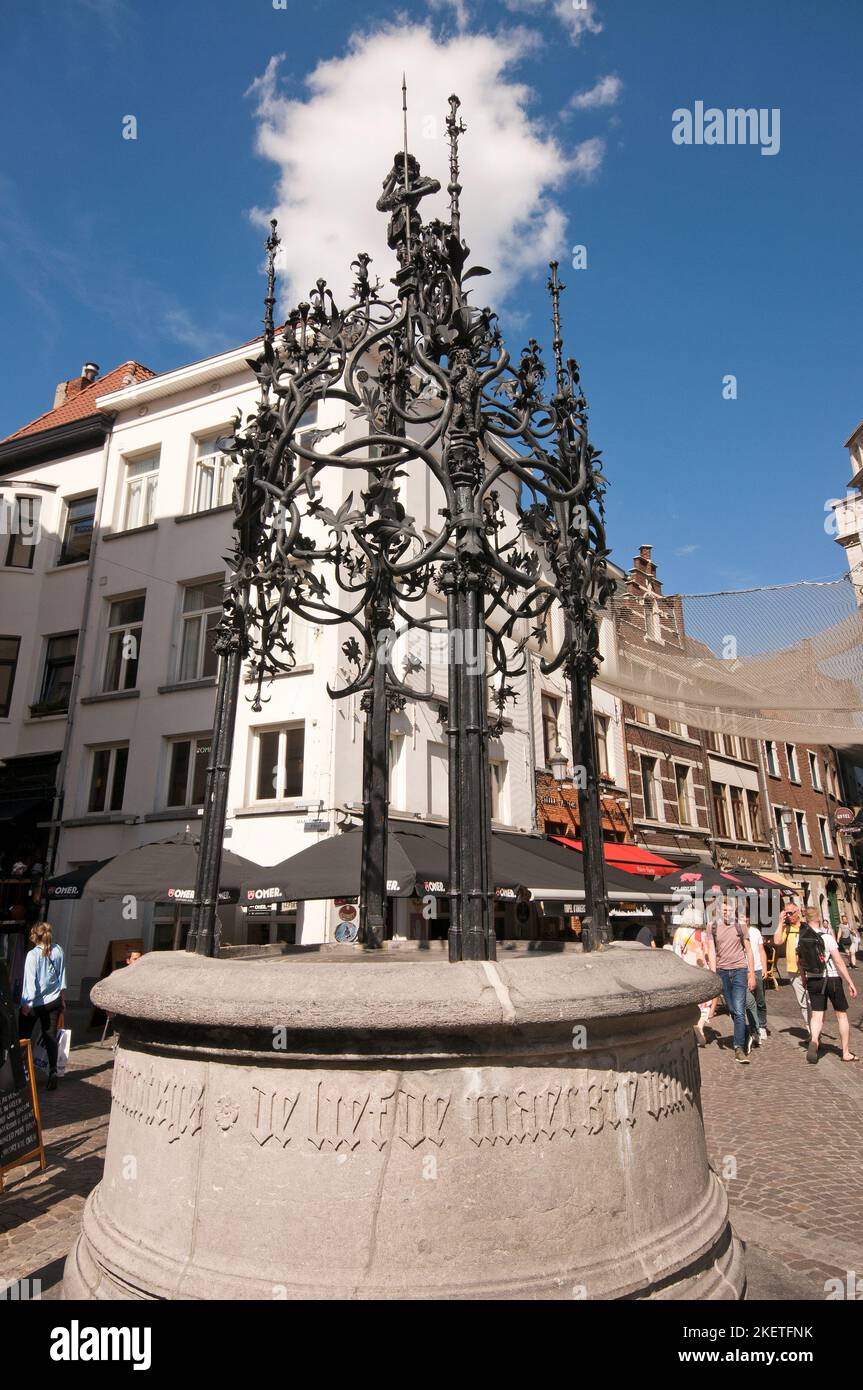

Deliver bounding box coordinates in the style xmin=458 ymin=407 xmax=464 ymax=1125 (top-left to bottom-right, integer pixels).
xmin=600 ymin=572 xmax=863 ymax=746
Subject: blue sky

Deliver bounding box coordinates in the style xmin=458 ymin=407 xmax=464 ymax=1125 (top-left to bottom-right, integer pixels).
xmin=1 ymin=0 xmax=861 ymax=595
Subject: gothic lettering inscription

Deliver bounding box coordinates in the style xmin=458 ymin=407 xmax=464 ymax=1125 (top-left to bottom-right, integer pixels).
xmin=112 ymin=1058 xmax=203 ymax=1143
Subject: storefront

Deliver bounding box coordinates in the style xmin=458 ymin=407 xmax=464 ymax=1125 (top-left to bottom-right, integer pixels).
xmin=535 ymin=771 xmax=630 ymax=842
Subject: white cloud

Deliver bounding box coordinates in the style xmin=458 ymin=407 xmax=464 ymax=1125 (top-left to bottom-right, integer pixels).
xmin=248 ymin=25 xmax=580 ymax=310
xmin=499 ymin=0 xmax=602 ymax=44
xmin=674 ymin=544 xmax=700 ymax=557
xmin=568 ymin=73 xmax=622 ymax=110
xmin=571 ymin=136 xmax=605 ymax=179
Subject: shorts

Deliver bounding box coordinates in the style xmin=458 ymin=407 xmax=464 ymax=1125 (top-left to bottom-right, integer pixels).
xmin=805 ymin=975 xmax=848 ymax=1013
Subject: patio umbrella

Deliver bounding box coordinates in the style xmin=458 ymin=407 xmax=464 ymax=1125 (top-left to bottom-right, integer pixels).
xmin=239 ymin=825 xmax=517 ymax=904
xmin=46 ymin=833 xmax=260 ymax=904
xmin=46 ymin=859 xmax=113 ymax=901
xmin=657 ymin=865 xmax=779 ymax=895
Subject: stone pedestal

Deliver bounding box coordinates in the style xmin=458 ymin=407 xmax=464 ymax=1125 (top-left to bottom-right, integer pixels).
xmin=63 ymin=943 xmax=744 ymax=1300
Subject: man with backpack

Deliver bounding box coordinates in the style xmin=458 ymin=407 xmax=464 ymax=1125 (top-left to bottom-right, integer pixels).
xmin=774 ymin=901 xmax=812 ymax=1036
xmin=709 ymin=895 xmax=758 ymax=1064
xmin=798 ymin=907 xmax=858 ymax=1064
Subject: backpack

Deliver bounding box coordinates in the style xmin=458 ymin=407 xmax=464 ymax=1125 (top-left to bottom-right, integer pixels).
xmin=710 ymin=920 xmax=747 ymax=958
xmin=796 ymin=924 xmax=828 ymax=977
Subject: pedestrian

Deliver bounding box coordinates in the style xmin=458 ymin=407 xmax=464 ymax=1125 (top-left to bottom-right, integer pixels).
xmin=847 ymin=914 xmax=860 ymax=969
xmin=672 ymin=904 xmax=717 ymax=1048
xmin=709 ymin=896 xmax=757 ymax=1064
xmin=18 ymin=921 xmax=66 ymax=1092
xmin=797 ymin=907 xmax=859 ymax=1064
xmin=836 ymin=914 xmax=853 ymax=960
xmin=744 ymin=914 xmax=769 ymax=1041
xmin=773 ymin=901 xmax=811 ymax=1037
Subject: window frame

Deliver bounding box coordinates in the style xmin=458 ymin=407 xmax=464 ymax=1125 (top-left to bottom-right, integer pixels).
xmin=4 ymin=494 xmax=41 ymax=569
xmin=87 ymin=742 xmax=129 ymax=815
xmin=640 ymin=754 xmax=660 ymax=821
xmin=673 ymin=763 xmax=693 ymax=825
xmin=191 ymin=430 xmax=234 ymax=513
xmin=765 ymin=740 xmax=779 ymax=777
xmin=541 ymin=693 xmax=561 ymax=766
xmin=176 ymin=580 xmax=223 ymax=684
xmin=794 ymin=810 xmax=811 ymax=854
xmin=102 ymin=594 xmax=145 ymax=693
xmin=249 ymin=723 xmax=305 ymax=804
xmin=164 ymin=734 xmax=212 ymax=809
xmin=807 ymin=751 xmax=821 ymax=791
xmin=0 ymin=635 xmax=21 ymax=718
xmin=58 ymin=492 xmax=97 ymax=566
xmin=121 ymin=451 xmax=160 ymax=530
xmin=35 ymin=632 xmax=78 ymax=715
xmin=785 ymin=742 xmax=800 ymax=783
xmin=817 ymin=815 xmax=833 ymax=857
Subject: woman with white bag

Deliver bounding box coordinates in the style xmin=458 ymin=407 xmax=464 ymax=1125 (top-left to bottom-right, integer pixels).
xmin=18 ymin=921 xmax=66 ymax=1091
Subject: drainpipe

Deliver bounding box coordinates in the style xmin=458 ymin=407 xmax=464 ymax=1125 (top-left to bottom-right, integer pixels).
xmin=42 ymin=428 xmax=113 ymax=908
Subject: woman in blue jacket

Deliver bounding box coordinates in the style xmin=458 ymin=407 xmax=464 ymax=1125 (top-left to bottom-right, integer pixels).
xmin=19 ymin=921 xmax=66 ymax=1090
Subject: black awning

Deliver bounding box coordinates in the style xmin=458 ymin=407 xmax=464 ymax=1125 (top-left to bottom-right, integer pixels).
xmin=47 ymin=833 xmax=262 ymax=904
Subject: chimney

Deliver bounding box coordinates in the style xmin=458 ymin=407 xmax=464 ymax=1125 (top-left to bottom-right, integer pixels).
xmin=52 ymin=362 xmax=100 ymax=408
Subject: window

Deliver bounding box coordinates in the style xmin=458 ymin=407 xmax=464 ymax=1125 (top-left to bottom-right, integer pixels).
xmin=808 ymin=751 xmax=821 ymax=791
xmin=785 ymin=743 xmax=800 ymax=783
xmin=87 ymin=744 xmax=128 ymax=814
xmin=640 ymin=755 xmax=661 ymax=820
xmin=644 ymin=599 xmax=662 ymax=642
xmin=4 ymin=495 xmax=41 ymax=568
xmin=192 ymin=433 xmax=233 ymax=512
xmin=765 ymin=741 xmax=779 ymax=777
xmin=711 ymin=782 xmax=729 ymax=837
xmin=428 ymin=743 xmax=448 ymax=817
xmin=729 ymin=786 xmax=747 ymax=840
xmin=166 ymin=736 xmax=211 ymax=808
xmin=389 ymin=733 xmax=405 ymax=809
xmin=674 ymin=764 xmax=693 ymax=825
xmin=103 ymin=596 xmax=145 ymax=692
xmin=631 ymin=706 xmax=655 ymax=727
xmin=667 ymin=718 xmax=688 ymax=738
xmin=489 ymin=760 xmax=507 ymax=821
xmin=747 ymin=790 xmax=763 ymax=840
xmin=704 ymin=730 xmax=720 ymax=753
xmin=59 ymin=494 xmax=97 ymax=565
xmin=36 ymin=634 xmax=77 ymax=714
xmin=253 ymin=725 xmax=304 ymax=801
xmin=541 ymin=694 xmax=561 ymax=765
xmin=817 ymin=816 xmax=833 ymax=857
xmin=178 ymin=582 xmax=222 ymax=682
xmin=122 ymin=453 xmax=159 ymax=529
xmin=795 ymin=811 xmax=811 ymax=854
xmin=594 ymin=714 xmax=610 ymax=779
xmin=739 ymin=737 xmax=754 ymax=761
xmin=774 ymin=805 xmax=790 ymax=851
xmin=0 ymin=636 xmax=20 ymax=717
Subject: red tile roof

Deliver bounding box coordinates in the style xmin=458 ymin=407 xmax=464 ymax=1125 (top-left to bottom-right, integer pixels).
xmin=2 ymin=361 xmax=156 ymax=443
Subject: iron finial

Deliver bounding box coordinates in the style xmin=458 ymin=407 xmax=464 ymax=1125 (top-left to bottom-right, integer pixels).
xmin=264 ymin=218 xmax=280 ymax=345
xmin=547 ymin=260 xmax=566 ymax=398
xmin=446 ymin=93 xmax=466 ymax=242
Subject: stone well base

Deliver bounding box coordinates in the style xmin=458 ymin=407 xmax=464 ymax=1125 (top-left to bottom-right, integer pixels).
xmin=63 ymin=943 xmax=744 ymax=1300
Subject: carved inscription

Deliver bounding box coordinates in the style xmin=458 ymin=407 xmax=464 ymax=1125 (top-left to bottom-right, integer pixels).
xmin=110 ymin=1038 xmax=700 ymax=1152
xmin=112 ymin=1058 xmax=203 ymax=1143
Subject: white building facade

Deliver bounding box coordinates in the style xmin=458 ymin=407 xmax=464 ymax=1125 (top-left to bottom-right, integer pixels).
xmin=2 ymin=343 xmax=626 ymax=1000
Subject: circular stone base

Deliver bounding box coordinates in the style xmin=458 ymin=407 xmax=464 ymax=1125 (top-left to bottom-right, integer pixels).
xmin=63 ymin=943 xmax=744 ymax=1301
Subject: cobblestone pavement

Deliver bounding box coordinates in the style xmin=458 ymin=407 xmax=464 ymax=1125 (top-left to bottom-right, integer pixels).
xmin=2 ymin=971 xmax=862 ymax=1301
xmin=700 ymin=962 xmax=863 ymax=1301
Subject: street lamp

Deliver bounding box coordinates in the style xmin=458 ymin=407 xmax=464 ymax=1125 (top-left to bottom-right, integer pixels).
xmin=549 ymin=750 xmax=569 ymax=784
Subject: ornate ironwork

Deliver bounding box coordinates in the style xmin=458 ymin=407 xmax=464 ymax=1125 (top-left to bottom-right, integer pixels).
xmin=189 ymin=90 xmax=613 ymax=960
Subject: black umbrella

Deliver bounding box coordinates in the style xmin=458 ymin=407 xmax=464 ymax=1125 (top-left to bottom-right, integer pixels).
xmin=46 ymin=833 xmax=261 ymax=904
xmin=46 ymin=858 xmax=113 ymax=901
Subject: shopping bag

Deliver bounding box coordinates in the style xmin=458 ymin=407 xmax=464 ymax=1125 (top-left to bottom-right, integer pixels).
xmin=32 ymin=1027 xmax=71 ymax=1078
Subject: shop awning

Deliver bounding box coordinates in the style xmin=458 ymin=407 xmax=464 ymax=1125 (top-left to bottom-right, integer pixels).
xmin=757 ymin=869 xmax=799 ymax=893
xmin=239 ymin=824 xmax=676 ymax=905
xmin=46 ymin=833 xmax=261 ymax=904
xmin=551 ymin=837 xmax=677 ymax=877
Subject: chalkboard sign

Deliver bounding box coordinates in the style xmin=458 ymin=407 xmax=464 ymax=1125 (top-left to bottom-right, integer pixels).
xmin=0 ymin=960 xmax=45 ymax=1190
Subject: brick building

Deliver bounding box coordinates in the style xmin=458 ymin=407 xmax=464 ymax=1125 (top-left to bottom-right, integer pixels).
xmin=615 ymin=546 xmax=714 ymax=866
xmin=760 ymin=737 xmax=858 ymax=924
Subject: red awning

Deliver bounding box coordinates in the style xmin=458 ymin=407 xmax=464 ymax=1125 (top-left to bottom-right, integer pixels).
xmin=551 ymin=837 xmax=678 ymax=878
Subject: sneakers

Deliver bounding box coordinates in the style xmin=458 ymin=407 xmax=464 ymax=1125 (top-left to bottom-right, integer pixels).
xmin=745 ymin=1033 xmax=755 ymax=1055
xmin=734 ymin=1047 xmax=750 ymax=1064
xmin=759 ymin=1028 xmax=769 ymax=1040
